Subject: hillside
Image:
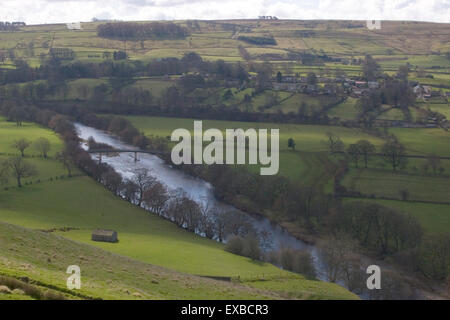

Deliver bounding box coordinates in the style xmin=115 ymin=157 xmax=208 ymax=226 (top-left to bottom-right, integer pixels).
xmin=0 ymin=118 xmax=357 ymax=300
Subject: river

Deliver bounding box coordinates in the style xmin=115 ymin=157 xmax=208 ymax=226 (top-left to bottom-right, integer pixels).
xmin=75 ymin=123 xmax=329 ymax=280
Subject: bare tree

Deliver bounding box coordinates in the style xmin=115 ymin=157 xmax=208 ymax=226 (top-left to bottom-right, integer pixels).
xmin=12 ymin=138 xmax=31 ymax=157
xmin=132 ymin=168 xmax=157 ymax=206
xmin=143 ymin=181 xmax=170 ymax=216
xmin=356 ymin=140 xmax=376 ymax=168
xmin=56 ymin=150 xmax=75 ymax=177
xmin=382 ymin=138 xmax=407 ymax=171
xmin=215 ymin=209 xmax=229 ymax=242
xmin=425 ymin=154 xmax=441 ymax=175
xmin=319 ymin=233 xmax=356 ymax=283
xmin=198 ymin=202 xmax=218 ymax=239
xmin=7 ymin=156 xmax=38 ymax=187
xmin=347 ymin=144 xmax=360 ymax=168
xmin=0 ymin=160 xmax=10 ymax=185
xmin=325 ymin=132 xmax=344 ymax=154
xmin=120 ymin=179 xmax=139 ymax=203
xmin=101 ymin=169 xmax=123 ymax=195
xmin=33 ymin=137 xmax=51 ymax=159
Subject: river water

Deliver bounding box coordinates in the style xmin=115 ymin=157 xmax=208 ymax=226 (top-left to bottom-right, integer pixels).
xmin=75 ymin=123 xmax=329 ymax=280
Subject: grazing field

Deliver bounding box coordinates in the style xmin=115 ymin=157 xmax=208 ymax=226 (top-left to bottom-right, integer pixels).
xmin=0 ymin=176 xmax=287 ymax=278
xmin=0 ymin=117 xmax=63 ymax=156
xmin=345 ymin=199 xmax=450 ymax=235
xmin=123 ymin=115 xmax=385 ymax=153
xmin=0 ymin=222 xmax=285 ymax=300
xmin=328 ymin=98 xmax=360 ymax=120
xmin=342 ymin=168 xmax=450 ymax=203
xmin=428 ymin=103 xmax=450 ymax=119
xmin=388 ymin=128 xmax=450 ymax=157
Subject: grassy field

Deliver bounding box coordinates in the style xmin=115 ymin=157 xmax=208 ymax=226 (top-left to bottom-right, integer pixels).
xmin=1 ymin=20 xmax=448 ymax=74
xmin=342 ymin=168 xmax=450 ymax=203
xmin=345 ymin=198 xmax=450 ymax=235
xmin=389 ymin=128 xmax=450 ymax=157
xmin=328 ymin=98 xmax=360 ymax=120
xmin=123 ymin=115 xmax=385 ymax=153
xmin=0 ymin=176 xmax=291 ymax=278
xmin=0 ymin=118 xmax=356 ymax=299
xmin=0 ymin=221 xmax=282 ymax=300
xmin=0 ymin=117 xmax=63 ymax=156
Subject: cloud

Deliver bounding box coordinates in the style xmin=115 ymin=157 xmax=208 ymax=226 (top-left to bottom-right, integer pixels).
xmin=0 ymin=0 xmax=448 ymax=24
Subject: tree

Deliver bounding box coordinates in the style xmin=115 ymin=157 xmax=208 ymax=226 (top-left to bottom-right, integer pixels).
xmin=243 ymin=235 xmax=261 ymax=261
xmin=356 ymin=140 xmax=376 ymax=168
xmin=381 ymin=139 xmax=407 ymax=171
xmin=8 ymin=106 xmax=27 ymax=126
xmin=325 ymin=132 xmax=344 ymax=154
xmin=399 ymin=189 xmax=410 ymax=201
xmin=0 ymin=160 xmax=10 ymax=185
xmin=101 ymin=169 xmax=123 ymax=195
xmin=225 ymin=236 xmax=246 ymax=256
xmin=288 ymin=138 xmax=296 ymax=150
xmin=347 ymin=144 xmax=360 ymax=168
xmin=7 ymin=156 xmax=38 ymax=187
xmin=276 ymin=71 xmax=282 ymax=83
xmin=132 ymin=168 xmax=157 ymax=206
xmin=418 ymin=235 xmax=450 ymax=280
xmin=306 ymin=72 xmax=317 ymax=85
xmin=12 ymin=138 xmax=31 ymax=157
xmin=222 ymin=89 xmax=233 ymax=101
xmin=319 ymin=233 xmax=356 ymax=283
xmin=56 ymin=150 xmax=75 ymax=177
xmin=33 ymin=138 xmax=51 ymax=159
xmin=143 ymin=181 xmax=169 ymax=216
xmin=425 ymin=154 xmax=441 ymax=175
xmin=362 ymin=54 xmax=381 ymax=81
xmin=120 ymin=179 xmax=139 ymax=203
xmin=397 ymin=65 xmax=409 ymax=81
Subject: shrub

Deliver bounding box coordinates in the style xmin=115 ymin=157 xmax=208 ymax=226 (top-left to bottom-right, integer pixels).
xmin=225 ymin=236 xmax=246 ymax=256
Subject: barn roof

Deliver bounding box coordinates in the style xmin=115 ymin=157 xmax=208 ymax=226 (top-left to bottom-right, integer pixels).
xmin=92 ymin=229 xmax=116 ymax=236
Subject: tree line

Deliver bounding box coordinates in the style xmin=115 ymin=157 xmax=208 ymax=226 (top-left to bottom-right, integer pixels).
xmin=97 ymin=22 xmax=188 ymax=40
xmin=0 ymin=52 xmax=248 ymax=85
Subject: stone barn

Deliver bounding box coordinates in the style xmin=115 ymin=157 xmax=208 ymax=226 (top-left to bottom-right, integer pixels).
xmin=91 ymin=229 xmax=118 ymax=243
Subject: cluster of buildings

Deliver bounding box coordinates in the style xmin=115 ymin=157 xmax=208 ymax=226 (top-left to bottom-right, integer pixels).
xmin=342 ymin=79 xmax=379 ymax=97
xmin=258 ymin=16 xmax=279 ymax=20
xmin=412 ymin=84 xmax=449 ymax=99
xmin=270 ymin=75 xmax=380 ymax=97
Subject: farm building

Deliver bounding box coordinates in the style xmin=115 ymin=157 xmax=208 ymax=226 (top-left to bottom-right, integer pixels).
xmin=91 ymin=229 xmax=118 ymax=243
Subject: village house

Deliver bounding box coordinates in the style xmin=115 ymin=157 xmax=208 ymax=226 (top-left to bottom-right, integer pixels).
xmin=92 ymin=229 xmax=119 ymax=243
xmin=368 ymin=81 xmax=379 ymax=89
xmin=280 ymin=76 xmax=297 ymax=83
xmin=272 ymin=82 xmax=300 ymax=92
xmin=355 ymin=81 xmax=368 ymax=88
xmin=414 ymin=84 xmax=432 ymax=99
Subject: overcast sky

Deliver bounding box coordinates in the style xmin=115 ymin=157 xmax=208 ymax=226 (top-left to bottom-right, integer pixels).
xmin=1 ymin=0 xmax=449 ymax=24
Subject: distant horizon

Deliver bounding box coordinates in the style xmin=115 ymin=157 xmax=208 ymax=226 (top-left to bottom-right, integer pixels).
xmin=18 ymin=18 xmax=450 ymax=26
xmin=1 ymin=0 xmax=449 ymax=25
